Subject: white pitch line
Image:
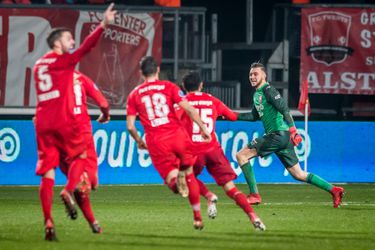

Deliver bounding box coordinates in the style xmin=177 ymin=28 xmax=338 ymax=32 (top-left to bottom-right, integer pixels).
xmin=213 ymin=201 xmax=375 ymax=206
xmin=260 ymin=202 xmax=375 ymax=206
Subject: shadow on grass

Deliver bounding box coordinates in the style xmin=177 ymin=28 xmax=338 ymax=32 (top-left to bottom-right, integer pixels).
xmin=102 ymin=231 xmax=295 ymax=249
xmin=206 ymin=229 xmax=375 ymax=242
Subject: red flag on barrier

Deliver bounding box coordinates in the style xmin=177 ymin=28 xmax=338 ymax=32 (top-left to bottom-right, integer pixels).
xmin=298 ymin=80 xmax=311 ymax=116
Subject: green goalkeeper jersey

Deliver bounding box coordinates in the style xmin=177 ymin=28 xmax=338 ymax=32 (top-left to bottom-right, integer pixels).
xmin=251 ymin=82 xmax=295 ymax=134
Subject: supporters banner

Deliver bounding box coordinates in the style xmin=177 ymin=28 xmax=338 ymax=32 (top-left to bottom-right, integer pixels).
xmin=0 ymin=8 xmax=162 ymax=107
xmin=1 ymin=120 xmax=375 ymax=185
xmin=300 ymin=8 xmax=375 ymax=95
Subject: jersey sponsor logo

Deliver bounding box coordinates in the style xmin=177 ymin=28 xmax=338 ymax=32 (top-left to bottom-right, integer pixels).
xmin=188 ymin=100 xmax=213 ymax=106
xmin=37 ymin=90 xmax=60 ymax=102
xmin=150 ymin=117 xmax=169 ymax=127
xmin=258 ymin=95 xmax=262 ymax=103
xmin=0 ymin=128 xmax=20 ymax=163
xmin=138 ymin=85 xmax=165 ymax=94
xmin=192 ymin=134 xmax=205 ymax=142
xmin=255 ymin=103 xmax=264 ymax=117
xmin=35 ymin=58 xmax=57 ymax=65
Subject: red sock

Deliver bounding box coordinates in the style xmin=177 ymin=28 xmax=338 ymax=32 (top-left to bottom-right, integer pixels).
xmin=75 ymin=191 xmax=96 ymax=224
xmin=226 ymin=187 xmax=256 ymax=220
xmin=196 ymin=178 xmax=210 ymax=197
xmin=167 ymin=177 xmax=178 ymax=194
xmin=186 ymin=173 xmax=202 ymax=221
xmin=66 ymin=157 xmax=85 ymax=192
xmin=39 ymin=177 xmax=54 ymax=222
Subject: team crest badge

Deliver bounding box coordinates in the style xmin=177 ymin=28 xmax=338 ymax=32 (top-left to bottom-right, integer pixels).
xmin=306 ymin=11 xmax=353 ymax=66
xmin=258 ymin=95 xmax=262 ymax=103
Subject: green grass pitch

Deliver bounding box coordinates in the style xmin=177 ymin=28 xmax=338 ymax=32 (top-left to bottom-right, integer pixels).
xmin=0 ymin=184 xmax=374 ymax=250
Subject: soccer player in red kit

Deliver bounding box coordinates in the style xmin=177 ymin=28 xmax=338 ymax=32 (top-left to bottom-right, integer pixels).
xmin=33 ymin=4 xmax=116 ymax=241
xmin=179 ymin=71 xmax=266 ymax=231
xmin=126 ymin=56 xmax=211 ymax=230
xmin=59 ymin=71 xmax=109 ymax=234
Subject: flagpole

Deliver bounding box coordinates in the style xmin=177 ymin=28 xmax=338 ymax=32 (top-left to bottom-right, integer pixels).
xmin=304 ymin=99 xmax=309 ymax=173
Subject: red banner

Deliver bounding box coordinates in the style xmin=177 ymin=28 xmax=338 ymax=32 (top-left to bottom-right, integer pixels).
xmin=300 ymin=8 xmax=375 ymax=95
xmin=0 ymin=8 xmax=162 ymax=107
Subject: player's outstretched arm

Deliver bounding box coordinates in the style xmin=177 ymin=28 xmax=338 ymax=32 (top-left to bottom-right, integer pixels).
xmin=236 ymin=106 xmax=259 ymax=121
xmin=101 ymin=3 xmax=117 ymax=28
xmin=215 ymin=96 xmax=258 ymax=121
xmin=216 ymin=100 xmax=238 ymax=121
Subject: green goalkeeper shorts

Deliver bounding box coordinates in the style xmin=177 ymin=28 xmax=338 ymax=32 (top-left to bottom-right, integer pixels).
xmin=247 ymin=130 xmax=299 ymax=168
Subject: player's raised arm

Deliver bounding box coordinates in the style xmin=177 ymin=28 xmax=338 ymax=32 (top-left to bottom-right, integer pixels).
xmin=100 ymin=3 xmax=117 ymax=28
xmin=70 ymin=3 xmax=116 ymax=62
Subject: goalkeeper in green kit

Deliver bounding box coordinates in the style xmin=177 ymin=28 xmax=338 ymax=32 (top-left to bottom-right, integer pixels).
xmin=236 ymin=62 xmax=344 ymax=208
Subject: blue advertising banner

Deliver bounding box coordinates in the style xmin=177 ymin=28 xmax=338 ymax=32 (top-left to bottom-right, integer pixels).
xmin=0 ymin=120 xmax=374 ymax=185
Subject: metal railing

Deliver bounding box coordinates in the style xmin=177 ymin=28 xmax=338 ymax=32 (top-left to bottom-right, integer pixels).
xmin=203 ymin=81 xmax=241 ymax=109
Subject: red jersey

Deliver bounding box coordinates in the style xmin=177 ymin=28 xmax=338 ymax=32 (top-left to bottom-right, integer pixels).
xmin=181 ymin=92 xmax=237 ymax=154
xmin=73 ymin=71 xmax=109 ymax=134
xmin=33 ymin=26 xmax=104 ymax=131
xmin=126 ymin=80 xmax=185 ymax=136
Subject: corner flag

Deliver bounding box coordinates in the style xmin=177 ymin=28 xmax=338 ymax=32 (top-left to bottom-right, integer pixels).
xmin=298 ymin=80 xmax=310 ymax=116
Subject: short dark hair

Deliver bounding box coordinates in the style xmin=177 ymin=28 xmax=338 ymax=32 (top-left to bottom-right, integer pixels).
xmin=140 ymin=56 xmax=158 ymax=77
xmin=47 ymin=27 xmax=71 ymax=49
xmin=182 ymin=71 xmax=201 ymax=92
xmin=250 ymin=62 xmax=266 ymax=73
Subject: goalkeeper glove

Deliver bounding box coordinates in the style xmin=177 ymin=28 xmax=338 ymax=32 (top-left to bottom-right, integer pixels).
xmin=289 ymin=127 xmax=302 ymax=146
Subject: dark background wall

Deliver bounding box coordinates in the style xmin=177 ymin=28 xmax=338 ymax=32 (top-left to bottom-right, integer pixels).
xmin=181 ymin=0 xmax=375 ymax=120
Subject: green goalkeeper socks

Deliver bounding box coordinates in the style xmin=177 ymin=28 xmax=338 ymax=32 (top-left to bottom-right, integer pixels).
xmin=306 ymin=173 xmax=333 ymax=192
xmin=240 ymin=162 xmax=259 ymax=194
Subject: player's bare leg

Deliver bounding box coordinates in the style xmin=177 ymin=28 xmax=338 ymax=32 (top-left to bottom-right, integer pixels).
xmin=177 ymin=170 xmax=189 ymax=197
xmin=288 ymin=163 xmax=345 ymax=208
xmin=165 ymin=169 xmax=179 ymax=194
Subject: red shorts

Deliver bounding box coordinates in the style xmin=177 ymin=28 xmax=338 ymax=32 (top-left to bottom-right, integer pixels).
xmin=194 ymin=146 xmax=237 ymax=186
xmin=35 ymin=124 xmax=89 ymax=176
xmin=59 ymin=137 xmax=98 ymax=187
xmin=146 ymin=128 xmax=196 ymax=181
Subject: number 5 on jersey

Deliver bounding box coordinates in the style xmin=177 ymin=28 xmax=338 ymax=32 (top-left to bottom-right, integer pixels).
xmin=36 ymin=66 xmax=61 ymax=102
xmin=192 ymin=108 xmax=213 ymax=142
